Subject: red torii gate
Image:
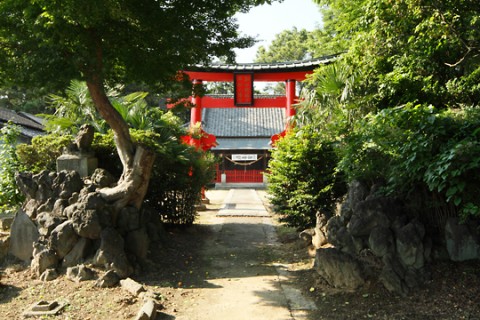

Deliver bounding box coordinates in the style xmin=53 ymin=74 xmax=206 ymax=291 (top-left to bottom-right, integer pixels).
xmin=178 ymin=57 xmax=337 ymax=186
xmin=182 ymin=56 xmax=338 ymax=145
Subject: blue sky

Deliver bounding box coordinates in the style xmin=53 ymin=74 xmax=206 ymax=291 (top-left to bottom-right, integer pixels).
xmin=234 ymin=0 xmax=323 ymax=63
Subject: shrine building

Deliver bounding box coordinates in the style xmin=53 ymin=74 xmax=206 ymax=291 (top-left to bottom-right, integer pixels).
xmin=182 ymin=56 xmax=337 ymax=186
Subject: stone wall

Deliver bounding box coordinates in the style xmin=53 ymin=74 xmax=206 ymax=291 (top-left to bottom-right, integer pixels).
xmin=307 ymin=180 xmax=480 ymax=296
xmin=8 ymin=169 xmax=165 ymax=281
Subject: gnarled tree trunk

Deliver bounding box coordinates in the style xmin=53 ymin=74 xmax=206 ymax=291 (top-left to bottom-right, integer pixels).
xmin=86 ymin=75 xmax=155 ymax=210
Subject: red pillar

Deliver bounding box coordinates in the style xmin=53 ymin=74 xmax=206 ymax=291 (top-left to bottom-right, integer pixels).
xmin=286 ymin=79 xmax=296 ymax=128
xmin=190 ymin=79 xmax=203 ymax=127
xmin=286 ymin=79 xmax=296 ymax=117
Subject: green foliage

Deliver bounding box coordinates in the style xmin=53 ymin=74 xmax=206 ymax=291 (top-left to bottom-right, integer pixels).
xmin=0 ymin=87 xmax=49 ymax=114
xmin=267 ymin=127 xmax=346 ymax=229
xmin=267 ymin=61 xmax=356 ymax=230
xmin=337 ymin=104 xmax=480 ymax=219
xmin=92 ymin=126 xmax=216 ymax=225
xmin=42 ymin=80 xmax=169 ymax=134
xmin=319 ymin=0 xmax=480 ymax=110
xmin=270 ymin=30 xmax=480 ymax=227
xmin=91 ymin=132 xmax=122 ymax=177
xmin=296 ymin=62 xmax=361 ymax=133
xmin=0 ymin=0 xmax=280 ymax=92
xmin=292 ymin=0 xmax=480 ymax=223
xmin=28 ymin=79 xmax=215 ymax=224
xmin=254 ymin=24 xmax=338 ymax=94
xmin=255 ymin=27 xmax=315 ymax=63
xmin=0 ymin=123 xmax=24 ymax=213
xmin=130 ymin=115 xmax=216 ymax=225
xmin=147 ymin=147 xmax=216 ymax=225
xmin=16 ymin=134 xmax=73 ymax=173
xmin=15 ymin=120 xmax=216 ymax=225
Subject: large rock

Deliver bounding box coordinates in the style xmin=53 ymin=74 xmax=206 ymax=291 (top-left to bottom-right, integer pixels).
xmin=32 ymin=171 xmax=56 ymax=204
xmin=369 ymin=226 xmax=395 ymax=257
xmin=23 ymin=199 xmax=39 ymax=219
xmin=339 ymin=180 xmax=369 ymax=221
xmin=14 ymin=172 xmax=38 ymax=200
xmin=49 ymin=220 xmax=79 ymax=259
xmin=52 ymin=170 xmax=83 ymax=199
xmin=326 ymin=217 xmax=356 ymax=254
xmin=126 ymin=228 xmax=150 ymax=260
xmin=445 ymin=217 xmax=480 ymax=261
xmin=311 ymin=212 xmax=330 ymax=248
xmin=63 ymin=237 xmax=92 ymax=267
xmin=66 ymin=264 xmax=95 ymax=282
xmin=36 ymin=198 xmax=55 ymax=217
xmin=96 ymin=270 xmax=120 ymax=288
xmin=380 ymin=265 xmax=408 ymax=297
xmin=31 ymin=243 xmax=58 ymax=277
xmin=52 ymin=199 xmax=69 ymax=216
xmin=93 ymin=228 xmax=133 ymax=278
xmin=396 ymin=220 xmax=425 ymax=269
xmin=117 ymin=206 xmax=141 ymax=233
xmin=314 ymin=248 xmax=365 ymax=289
xmin=9 ymin=209 xmax=40 ymax=262
xmin=71 ymin=209 xmax=102 ymax=239
xmin=379 ymin=253 xmax=430 ymax=297
xmin=36 ymin=212 xmax=65 ymax=237
xmin=91 ymin=168 xmax=116 ymax=188
xmin=347 ymin=197 xmax=399 ymax=237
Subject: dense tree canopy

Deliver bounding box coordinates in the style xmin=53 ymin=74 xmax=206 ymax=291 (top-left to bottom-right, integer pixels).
xmin=314 ymin=0 xmax=480 ymax=110
xmin=255 ymin=27 xmax=313 ymax=63
xmin=0 ymin=0 xmax=279 ymax=90
xmin=254 ymin=26 xmax=330 ymax=94
xmin=0 ymin=0 xmax=280 ymax=209
xmin=268 ymin=0 xmax=480 ymax=227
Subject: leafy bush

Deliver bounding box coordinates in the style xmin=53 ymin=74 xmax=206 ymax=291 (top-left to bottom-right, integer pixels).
xmin=29 ymin=80 xmax=216 ymax=225
xmin=0 ymin=123 xmax=24 ymax=213
xmin=15 ymin=125 xmax=215 ymax=225
xmin=267 ymin=126 xmax=346 ymax=229
xmin=16 ymin=134 xmax=73 ymax=173
xmin=147 ymin=149 xmax=216 ymax=225
xmin=338 ymin=104 xmax=480 ymax=219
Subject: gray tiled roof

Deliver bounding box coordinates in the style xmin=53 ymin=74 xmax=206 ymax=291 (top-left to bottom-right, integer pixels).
xmin=19 ymin=127 xmax=45 ymax=139
xmin=190 ymin=55 xmax=340 ymax=72
xmin=214 ymin=137 xmax=272 ymax=150
xmin=202 ymin=107 xmax=285 ymax=137
xmin=0 ymin=107 xmax=44 ymax=130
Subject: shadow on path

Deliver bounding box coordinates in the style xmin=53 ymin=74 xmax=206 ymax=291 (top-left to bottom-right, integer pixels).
xmin=138 ymin=189 xmax=316 ymax=320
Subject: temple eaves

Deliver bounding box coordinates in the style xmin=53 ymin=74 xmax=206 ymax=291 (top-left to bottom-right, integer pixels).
xmin=186 ymin=54 xmax=341 ymax=73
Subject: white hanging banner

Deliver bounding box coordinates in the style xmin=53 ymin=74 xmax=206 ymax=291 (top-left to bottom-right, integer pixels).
xmin=231 ymin=154 xmax=258 ymax=161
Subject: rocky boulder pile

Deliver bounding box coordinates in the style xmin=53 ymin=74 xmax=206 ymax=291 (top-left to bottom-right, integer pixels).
xmin=304 ymin=180 xmax=480 ymax=296
xmin=8 ymin=169 xmax=165 ymax=282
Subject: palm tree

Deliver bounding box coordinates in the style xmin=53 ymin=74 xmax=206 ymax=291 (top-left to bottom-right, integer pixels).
xmin=42 ymin=80 xmax=161 ymax=134
xmin=295 ymin=62 xmax=358 ymax=131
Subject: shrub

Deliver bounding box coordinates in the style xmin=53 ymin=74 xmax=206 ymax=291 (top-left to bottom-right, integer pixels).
xmin=16 ymin=134 xmax=73 ymax=173
xmin=267 ymin=126 xmax=346 ymax=229
xmin=0 ymin=123 xmax=24 ymax=213
xmin=15 ymin=127 xmax=215 ymax=225
xmin=338 ymin=104 xmax=480 ymax=220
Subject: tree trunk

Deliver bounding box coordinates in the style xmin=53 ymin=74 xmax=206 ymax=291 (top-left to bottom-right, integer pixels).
xmin=86 ymin=76 xmax=155 ymax=210
xmin=81 ymin=31 xmax=154 ymax=210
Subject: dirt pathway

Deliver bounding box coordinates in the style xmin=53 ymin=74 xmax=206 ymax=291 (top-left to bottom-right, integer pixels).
xmin=166 ymin=189 xmax=316 ymax=320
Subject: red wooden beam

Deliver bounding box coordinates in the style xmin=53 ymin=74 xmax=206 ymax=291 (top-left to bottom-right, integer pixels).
xmin=183 ymin=70 xmax=313 ymax=82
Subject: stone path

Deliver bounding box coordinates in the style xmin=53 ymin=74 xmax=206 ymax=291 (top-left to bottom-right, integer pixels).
xmin=169 ymin=189 xmax=316 ymax=320
xmin=216 ymin=189 xmax=270 ymax=217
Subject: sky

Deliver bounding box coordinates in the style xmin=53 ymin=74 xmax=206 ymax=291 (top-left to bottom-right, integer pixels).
xmin=234 ymin=0 xmax=323 ymax=63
